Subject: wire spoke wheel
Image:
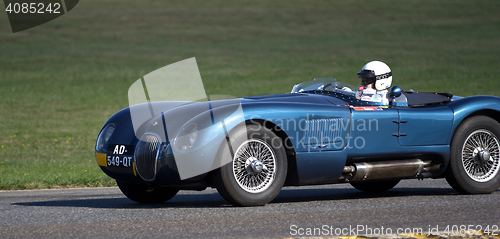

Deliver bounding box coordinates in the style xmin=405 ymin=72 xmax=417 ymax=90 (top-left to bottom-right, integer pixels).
xmin=233 ymin=139 xmax=277 ymax=193
xmin=461 ymin=129 xmax=500 ymax=182
xmin=214 ymin=124 xmax=287 ymax=206
xmin=446 ymin=116 xmax=500 ymax=194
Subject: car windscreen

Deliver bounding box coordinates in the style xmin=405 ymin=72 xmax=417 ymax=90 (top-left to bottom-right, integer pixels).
xmin=291 ymin=78 xmax=388 ymax=106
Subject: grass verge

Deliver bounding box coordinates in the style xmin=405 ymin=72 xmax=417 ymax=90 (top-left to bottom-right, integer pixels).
xmin=1 ymin=0 xmax=499 ymax=189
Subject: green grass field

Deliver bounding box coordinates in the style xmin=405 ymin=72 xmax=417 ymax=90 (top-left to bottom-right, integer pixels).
xmin=1 ymin=0 xmax=499 ymax=189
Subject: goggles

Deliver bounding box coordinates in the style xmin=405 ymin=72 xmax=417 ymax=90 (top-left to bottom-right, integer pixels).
xmin=361 ymin=77 xmax=376 ymax=86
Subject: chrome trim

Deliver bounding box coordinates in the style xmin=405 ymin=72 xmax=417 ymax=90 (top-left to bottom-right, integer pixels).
xmin=134 ymin=133 xmax=161 ymax=181
xmin=232 ymin=139 xmax=277 ymax=193
xmin=462 ymin=129 xmax=500 ymax=182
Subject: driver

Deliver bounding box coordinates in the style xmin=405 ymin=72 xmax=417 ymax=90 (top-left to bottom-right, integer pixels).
xmin=356 ymin=61 xmax=392 ymax=105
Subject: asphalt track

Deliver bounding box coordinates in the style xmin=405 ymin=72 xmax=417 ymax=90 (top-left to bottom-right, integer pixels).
xmin=0 ymin=179 xmax=499 ymax=239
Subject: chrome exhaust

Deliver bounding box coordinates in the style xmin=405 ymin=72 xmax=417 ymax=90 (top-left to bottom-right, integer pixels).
xmin=341 ymin=159 xmax=426 ymax=182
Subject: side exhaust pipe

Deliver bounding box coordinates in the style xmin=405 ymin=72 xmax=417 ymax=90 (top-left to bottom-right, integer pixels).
xmin=341 ymin=159 xmax=427 ymax=182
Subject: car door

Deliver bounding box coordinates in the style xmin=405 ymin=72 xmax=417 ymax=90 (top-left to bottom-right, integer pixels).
xmin=397 ymin=106 xmax=454 ymax=146
xmin=347 ymin=107 xmax=401 ymax=158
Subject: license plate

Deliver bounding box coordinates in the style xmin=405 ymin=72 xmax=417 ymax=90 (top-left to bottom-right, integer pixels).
xmin=106 ymin=144 xmax=134 ymax=168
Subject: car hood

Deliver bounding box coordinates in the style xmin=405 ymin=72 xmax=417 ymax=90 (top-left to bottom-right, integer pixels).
xmin=241 ymin=92 xmax=346 ymax=105
xmin=129 ymin=92 xmax=344 ymax=140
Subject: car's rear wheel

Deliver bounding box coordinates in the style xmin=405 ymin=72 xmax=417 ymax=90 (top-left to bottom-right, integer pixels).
xmin=213 ymin=124 xmax=287 ymax=206
xmin=117 ymin=181 xmax=179 ymax=203
xmin=446 ymin=116 xmax=500 ymax=194
xmin=350 ymin=179 xmax=400 ymax=192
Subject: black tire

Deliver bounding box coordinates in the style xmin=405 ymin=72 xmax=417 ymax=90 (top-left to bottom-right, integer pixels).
xmin=117 ymin=181 xmax=179 ymax=203
xmin=350 ymin=179 xmax=400 ymax=192
xmin=213 ymin=124 xmax=287 ymax=206
xmin=446 ymin=116 xmax=500 ymax=194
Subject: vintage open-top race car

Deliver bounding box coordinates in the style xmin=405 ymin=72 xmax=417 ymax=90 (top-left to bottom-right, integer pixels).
xmin=95 ymin=78 xmax=500 ymax=206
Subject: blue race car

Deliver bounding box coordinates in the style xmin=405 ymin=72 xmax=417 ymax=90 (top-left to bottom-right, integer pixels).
xmin=95 ymin=78 xmax=500 ymax=206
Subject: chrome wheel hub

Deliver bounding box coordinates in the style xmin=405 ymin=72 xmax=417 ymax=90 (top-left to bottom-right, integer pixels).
xmin=479 ymin=150 xmax=491 ymax=163
xmin=245 ymin=157 xmax=267 ymax=175
xmin=233 ymin=139 xmax=276 ymax=193
xmin=472 ymin=147 xmax=492 ymax=163
xmin=462 ymin=129 xmax=500 ymax=182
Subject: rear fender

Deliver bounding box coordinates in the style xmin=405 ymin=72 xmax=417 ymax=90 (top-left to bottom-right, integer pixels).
xmin=448 ymin=96 xmax=500 ymax=126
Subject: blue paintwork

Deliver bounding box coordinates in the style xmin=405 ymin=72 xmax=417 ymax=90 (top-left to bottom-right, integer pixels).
xmin=96 ymin=83 xmax=500 ymax=188
xmin=295 ymin=150 xmax=347 ymax=185
xmin=348 ymin=108 xmax=399 ymax=157
xmin=398 ymin=106 xmax=454 ymax=146
xmin=240 ymin=101 xmax=351 ymax=152
xmin=447 ymin=95 xmax=500 ymax=126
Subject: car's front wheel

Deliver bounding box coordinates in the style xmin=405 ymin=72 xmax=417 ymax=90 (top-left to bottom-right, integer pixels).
xmin=213 ymin=124 xmax=287 ymax=206
xmin=446 ymin=116 xmax=500 ymax=194
xmin=117 ymin=181 xmax=179 ymax=203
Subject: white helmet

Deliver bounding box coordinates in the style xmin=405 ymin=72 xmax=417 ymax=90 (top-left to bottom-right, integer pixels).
xmin=357 ymin=61 xmax=392 ymax=90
